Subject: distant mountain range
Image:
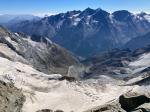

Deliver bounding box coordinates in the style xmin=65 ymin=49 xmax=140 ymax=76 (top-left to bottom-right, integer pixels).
xmin=1 ymin=8 xmax=150 ymax=57
xmin=0 ymin=14 xmax=40 ymax=25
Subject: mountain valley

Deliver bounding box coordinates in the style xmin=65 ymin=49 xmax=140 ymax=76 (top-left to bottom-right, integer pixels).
xmin=0 ymin=6 xmax=150 ymax=112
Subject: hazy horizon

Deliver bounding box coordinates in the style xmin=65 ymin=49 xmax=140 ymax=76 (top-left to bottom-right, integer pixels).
xmin=0 ymin=0 xmax=150 ymax=16
xmin=0 ymin=8 xmax=150 ymax=17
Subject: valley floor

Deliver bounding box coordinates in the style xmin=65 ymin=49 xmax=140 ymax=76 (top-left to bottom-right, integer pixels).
xmin=0 ymin=57 xmax=150 ymax=112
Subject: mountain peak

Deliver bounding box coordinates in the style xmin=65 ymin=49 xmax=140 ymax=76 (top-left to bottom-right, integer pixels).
xmin=84 ymin=7 xmax=94 ymax=11
xmin=112 ymin=10 xmax=132 ymax=21
xmin=113 ymin=10 xmax=131 ymax=15
xmin=96 ymin=8 xmax=103 ymax=11
xmin=65 ymin=10 xmax=81 ymax=17
xmin=80 ymin=7 xmax=96 ymax=16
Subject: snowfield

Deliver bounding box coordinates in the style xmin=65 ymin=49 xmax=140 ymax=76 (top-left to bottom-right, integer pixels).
xmin=128 ymin=53 xmax=150 ymax=75
xmin=0 ymin=57 xmax=149 ymax=112
xmin=130 ymin=53 xmax=150 ymax=67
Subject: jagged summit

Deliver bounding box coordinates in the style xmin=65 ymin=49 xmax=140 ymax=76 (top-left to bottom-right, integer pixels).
xmin=4 ymin=8 xmax=150 ymax=57
xmin=79 ymin=7 xmax=96 ymax=16
xmin=112 ymin=10 xmax=132 ymax=21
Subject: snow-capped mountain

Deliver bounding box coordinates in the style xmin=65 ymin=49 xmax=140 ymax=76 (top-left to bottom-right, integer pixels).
xmin=5 ymin=8 xmax=150 ymax=57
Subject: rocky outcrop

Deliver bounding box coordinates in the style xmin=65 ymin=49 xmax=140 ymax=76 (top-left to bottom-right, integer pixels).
xmin=119 ymin=94 xmax=150 ymax=111
xmin=36 ymin=109 xmax=64 ymax=112
xmin=85 ymin=93 xmax=150 ymax=112
xmin=58 ymin=76 xmax=76 ymax=82
xmin=0 ymin=81 xmax=25 ymax=112
xmin=36 ymin=109 xmax=53 ymax=112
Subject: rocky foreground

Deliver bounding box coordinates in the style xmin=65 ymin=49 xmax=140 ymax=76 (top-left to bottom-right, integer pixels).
xmin=0 ymin=81 xmax=25 ymax=112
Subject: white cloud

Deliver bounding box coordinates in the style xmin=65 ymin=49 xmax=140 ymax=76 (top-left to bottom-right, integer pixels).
xmin=131 ymin=9 xmax=150 ymax=14
xmin=33 ymin=12 xmax=57 ymax=17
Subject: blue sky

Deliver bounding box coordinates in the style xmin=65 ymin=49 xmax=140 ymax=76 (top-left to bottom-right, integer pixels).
xmin=0 ymin=0 xmax=150 ymax=16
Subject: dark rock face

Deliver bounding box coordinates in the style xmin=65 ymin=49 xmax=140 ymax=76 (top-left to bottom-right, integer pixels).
xmin=85 ymin=94 xmax=150 ymax=112
xmin=0 ymin=81 xmax=25 ymax=112
xmin=0 ymin=26 xmax=78 ymax=75
xmin=54 ymin=110 xmax=64 ymax=112
xmin=36 ymin=109 xmax=64 ymax=112
xmin=6 ymin=8 xmax=150 ymax=57
xmin=112 ymin=10 xmax=131 ymax=21
xmin=58 ymin=76 xmax=76 ymax=82
xmin=119 ymin=95 xmax=150 ymax=111
xmin=124 ymin=32 xmax=150 ymax=51
xmin=36 ymin=109 xmax=53 ymax=112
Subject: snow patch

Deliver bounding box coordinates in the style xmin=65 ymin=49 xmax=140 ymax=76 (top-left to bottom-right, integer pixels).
xmin=129 ymin=53 xmax=150 ymax=67
xmin=134 ymin=15 xmax=145 ymax=21
xmin=85 ymin=16 xmax=91 ymax=25
xmin=73 ymin=13 xmax=80 ymax=17
xmin=15 ymin=33 xmax=20 ymax=37
xmin=109 ymin=14 xmax=114 ymax=23
xmin=73 ymin=18 xmax=81 ymax=26
xmin=144 ymin=15 xmax=150 ymax=22
xmin=92 ymin=20 xmax=99 ymax=23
